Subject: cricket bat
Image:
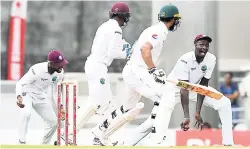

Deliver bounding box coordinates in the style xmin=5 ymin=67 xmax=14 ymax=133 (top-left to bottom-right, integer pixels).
xmin=166 ymin=80 xmax=223 ymax=100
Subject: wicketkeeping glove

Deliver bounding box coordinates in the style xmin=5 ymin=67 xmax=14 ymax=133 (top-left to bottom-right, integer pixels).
xmin=148 ymin=67 xmax=166 ymax=84
xmin=122 ymin=40 xmax=132 ymax=60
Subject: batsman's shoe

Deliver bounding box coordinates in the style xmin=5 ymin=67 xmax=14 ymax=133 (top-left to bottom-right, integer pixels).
xmin=18 ymin=140 xmax=26 ymax=144
xmin=92 ymin=125 xmax=117 ymax=146
xmin=92 ymin=137 xmax=118 ymax=146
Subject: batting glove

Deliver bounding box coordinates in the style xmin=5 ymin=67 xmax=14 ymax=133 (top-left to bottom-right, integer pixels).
xmin=148 ymin=67 xmax=166 ymax=84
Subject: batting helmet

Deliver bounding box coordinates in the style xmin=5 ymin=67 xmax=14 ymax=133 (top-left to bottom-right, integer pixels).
xmin=158 ymin=4 xmax=181 ymax=31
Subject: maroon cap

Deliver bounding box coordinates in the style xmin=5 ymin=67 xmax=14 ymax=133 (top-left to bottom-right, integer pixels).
xmin=48 ymin=50 xmax=68 ymax=68
xmin=194 ymin=34 xmax=212 ymax=44
xmin=111 ymin=2 xmax=130 ymax=14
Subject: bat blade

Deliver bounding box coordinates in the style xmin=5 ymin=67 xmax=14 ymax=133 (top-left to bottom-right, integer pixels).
xmin=166 ymin=80 xmax=223 ymax=100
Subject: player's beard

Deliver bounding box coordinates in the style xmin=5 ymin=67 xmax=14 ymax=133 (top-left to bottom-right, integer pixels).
xmin=169 ymin=19 xmax=180 ymax=31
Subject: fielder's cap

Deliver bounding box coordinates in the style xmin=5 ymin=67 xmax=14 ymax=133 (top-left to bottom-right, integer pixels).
xmin=48 ymin=50 xmax=68 ymax=68
xmin=194 ymin=34 xmax=212 ymax=44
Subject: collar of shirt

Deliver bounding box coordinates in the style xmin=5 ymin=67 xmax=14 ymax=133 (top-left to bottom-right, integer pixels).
xmin=158 ymin=21 xmax=168 ymax=34
xmin=109 ymin=19 xmax=120 ymax=28
xmin=191 ymin=51 xmax=196 ymax=61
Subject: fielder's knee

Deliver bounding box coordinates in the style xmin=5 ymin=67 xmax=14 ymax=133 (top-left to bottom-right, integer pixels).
xmin=48 ymin=116 xmax=57 ymax=126
xmin=20 ymin=108 xmax=32 ymax=119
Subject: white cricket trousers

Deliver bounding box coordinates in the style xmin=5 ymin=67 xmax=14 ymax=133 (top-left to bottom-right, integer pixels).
xmin=145 ymin=86 xmax=234 ymax=145
xmin=121 ymin=63 xmax=165 ymax=111
xmin=122 ymin=63 xmax=234 ymax=145
xmin=84 ymin=59 xmax=115 ymax=115
xmin=18 ymin=94 xmax=57 ymax=144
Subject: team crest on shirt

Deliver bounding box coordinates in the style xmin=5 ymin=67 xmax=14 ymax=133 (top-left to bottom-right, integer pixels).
xmin=152 ymin=34 xmax=158 ymax=39
xmin=52 ymin=76 xmax=57 ymax=82
xmin=201 ymin=65 xmax=207 ymax=72
xmin=100 ymin=78 xmax=105 ymax=85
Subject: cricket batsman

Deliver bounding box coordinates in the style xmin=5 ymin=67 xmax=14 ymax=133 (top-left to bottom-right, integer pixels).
xmin=91 ymin=4 xmax=181 ymax=146
xmin=66 ymin=2 xmax=132 ymax=146
xmin=120 ymin=34 xmax=234 ymax=146
xmin=16 ymin=50 xmax=68 ymax=144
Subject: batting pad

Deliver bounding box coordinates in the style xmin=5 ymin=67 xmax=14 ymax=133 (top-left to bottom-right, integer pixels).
xmin=104 ymin=102 xmax=145 ymax=138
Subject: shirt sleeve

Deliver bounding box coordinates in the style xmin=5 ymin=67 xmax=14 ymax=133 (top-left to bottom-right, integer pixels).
xmin=52 ymin=71 xmax=64 ymax=106
xmin=107 ymin=29 xmax=126 ymax=59
xmin=204 ymin=57 xmax=216 ymax=79
xmin=147 ymin=32 xmax=164 ymax=48
xmin=174 ymin=57 xmax=190 ymax=81
xmin=16 ymin=66 xmax=39 ymax=97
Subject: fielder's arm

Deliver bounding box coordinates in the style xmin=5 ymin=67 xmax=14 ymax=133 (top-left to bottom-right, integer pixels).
xmin=196 ymin=77 xmax=209 ymax=114
xmin=108 ymin=30 xmax=128 ymax=59
xmin=16 ymin=66 xmax=39 ymax=108
xmin=16 ymin=67 xmax=38 ymax=96
xmin=52 ymin=72 xmax=64 ymax=107
xmin=180 ymin=80 xmax=190 ymax=119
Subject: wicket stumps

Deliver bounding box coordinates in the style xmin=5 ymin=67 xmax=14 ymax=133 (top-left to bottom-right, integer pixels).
xmin=56 ymin=81 xmax=77 ymax=146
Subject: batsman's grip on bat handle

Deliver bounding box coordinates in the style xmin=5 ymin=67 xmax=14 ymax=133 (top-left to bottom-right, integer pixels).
xmin=164 ymin=79 xmax=223 ymax=100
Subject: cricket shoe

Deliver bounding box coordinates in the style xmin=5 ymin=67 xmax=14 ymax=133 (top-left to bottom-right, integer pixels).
xmin=18 ymin=140 xmax=26 ymax=144
xmin=92 ymin=137 xmax=118 ymax=146
xmin=92 ymin=125 xmax=118 ymax=146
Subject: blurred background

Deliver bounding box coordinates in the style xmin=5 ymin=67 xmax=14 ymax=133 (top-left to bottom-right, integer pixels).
xmin=1 ymin=0 xmax=250 ymax=146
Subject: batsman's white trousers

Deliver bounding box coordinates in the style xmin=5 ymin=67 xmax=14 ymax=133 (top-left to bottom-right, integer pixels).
xmin=121 ymin=63 xmax=234 ymax=145
xmin=18 ymin=93 xmax=57 ymax=144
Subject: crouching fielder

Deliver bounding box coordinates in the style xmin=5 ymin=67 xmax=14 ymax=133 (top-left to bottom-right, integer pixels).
xmin=122 ymin=34 xmax=234 ymax=146
xmin=16 ymin=50 xmax=68 ymax=144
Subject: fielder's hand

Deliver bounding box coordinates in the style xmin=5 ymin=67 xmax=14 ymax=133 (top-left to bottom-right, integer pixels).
xmin=60 ymin=106 xmax=66 ymax=121
xmin=194 ymin=112 xmax=203 ymax=130
xmin=180 ymin=118 xmax=190 ymax=131
xmin=17 ymin=95 xmax=25 ymax=108
xmin=148 ymin=67 xmax=166 ymax=84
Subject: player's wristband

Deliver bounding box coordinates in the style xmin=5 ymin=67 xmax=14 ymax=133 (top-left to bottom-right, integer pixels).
xmin=148 ymin=67 xmax=156 ymax=74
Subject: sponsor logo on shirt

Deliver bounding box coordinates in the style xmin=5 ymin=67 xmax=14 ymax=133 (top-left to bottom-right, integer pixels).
xmin=152 ymin=34 xmax=158 ymax=39
xmin=115 ymin=31 xmax=122 ymax=35
xmin=41 ymin=78 xmax=48 ymax=81
xmin=191 ymin=67 xmax=196 ymax=71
